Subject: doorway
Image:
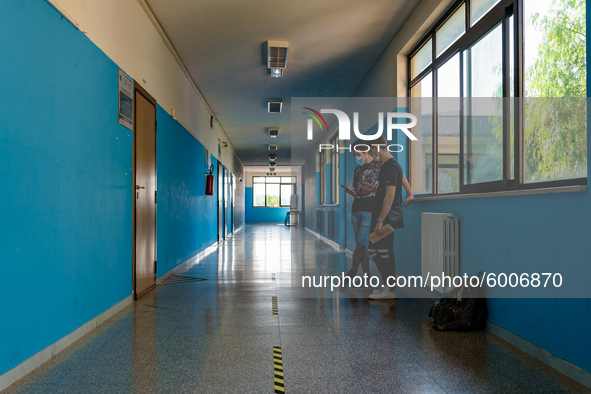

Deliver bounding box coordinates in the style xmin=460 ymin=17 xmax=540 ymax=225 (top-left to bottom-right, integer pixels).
xmin=224 ymin=167 xmax=230 ymax=239
xmin=133 ymin=84 xmax=157 ymax=300
xmin=217 ymin=160 xmax=225 ymax=242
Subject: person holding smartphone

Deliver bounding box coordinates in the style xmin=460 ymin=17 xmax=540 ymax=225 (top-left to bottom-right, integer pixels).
xmin=342 ymin=140 xmax=381 ymax=281
xmin=363 ymin=135 xmax=413 ymax=299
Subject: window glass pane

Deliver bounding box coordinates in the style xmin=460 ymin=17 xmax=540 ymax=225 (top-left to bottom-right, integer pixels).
xmin=437 ymin=53 xmax=460 ymax=193
xmin=436 ymin=4 xmax=466 ymax=57
xmin=411 ymin=38 xmax=432 ymax=80
xmin=523 ymin=0 xmax=587 ymax=182
xmin=253 ymin=184 xmax=266 ymax=207
xmin=509 ymin=15 xmax=514 ymax=180
xmin=470 ymin=0 xmax=501 ymax=26
xmin=410 ymin=73 xmax=434 ymax=194
xmin=462 ymin=23 xmax=503 ymax=185
xmin=281 ymin=185 xmax=293 ymax=206
xmin=320 ymin=160 xmax=326 ymax=204
xmin=331 ymin=143 xmax=339 ymax=204
xmin=281 ymin=177 xmax=295 ymax=184
xmin=266 ymin=177 xmax=280 ymax=183
xmin=253 ymin=176 xmax=265 ymax=183
xmin=266 ymin=184 xmax=280 ymax=207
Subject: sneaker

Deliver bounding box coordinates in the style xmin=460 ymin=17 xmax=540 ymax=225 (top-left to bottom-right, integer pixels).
xmin=369 ymin=287 xmax=397 ymax=300
xmin=369 ymin=287 xmax=383 ymax=296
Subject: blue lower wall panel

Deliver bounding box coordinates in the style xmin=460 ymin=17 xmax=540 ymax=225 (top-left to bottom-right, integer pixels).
xmin=0 ymin=0 xmax=133 ymax=375
xmin=393 ymin=191 xmax=591 ymax=373
xmin=156 ymin=106 xmax=218 ymax=276
xmin=245 ymin=187 xmax=290 ymax=223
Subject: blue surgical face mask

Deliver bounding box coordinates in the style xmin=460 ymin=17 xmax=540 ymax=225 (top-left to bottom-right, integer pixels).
xmin=355 ymin=157 xmax=365 ymax=166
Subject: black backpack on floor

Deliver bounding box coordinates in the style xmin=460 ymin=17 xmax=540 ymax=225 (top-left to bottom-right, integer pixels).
xmin=428 ymin=271 xmax=488 ymax=331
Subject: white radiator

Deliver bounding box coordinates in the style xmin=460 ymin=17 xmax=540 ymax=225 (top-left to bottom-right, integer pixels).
xmin=421 ymin=213 xmax=459 ymax=293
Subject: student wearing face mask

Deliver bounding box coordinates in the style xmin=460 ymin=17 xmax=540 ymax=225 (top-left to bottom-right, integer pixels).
xmin=342 ymin=140 xmax=381 ymax=280
xmin=362 ymin=135 xmax=413 ymax=299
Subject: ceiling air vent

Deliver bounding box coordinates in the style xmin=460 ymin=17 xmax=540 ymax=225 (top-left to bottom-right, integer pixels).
xmin=267 ymin=41 xmax=289 ymax=69
xmin=268 ymin=99 xmax=283 ymax=113
xmin=269 ymin=144 xmax=278 ymax=150
xmin=268 ymin=127 xmax=280 ymax=138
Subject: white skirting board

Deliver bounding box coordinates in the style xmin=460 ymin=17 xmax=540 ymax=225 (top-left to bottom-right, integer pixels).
xmin=486 ymin=321 xmax=591 ymax=389
xmin=0 ymin=294 xmax=133 ymax=392
xmin=304 ymin=227 xmax=352 ymax=256
xmin=0 ymin=238 xmax=224 ymax=392
xmin=156 ymin=240 xmax=219 ymax=284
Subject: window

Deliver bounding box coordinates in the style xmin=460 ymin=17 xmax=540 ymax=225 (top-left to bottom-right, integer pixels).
xmin=318 ymin=151 xmax=327 ymax=205
xmin=330 ymin=136 xmax=339 ymax=204
xmin=409 ymin=0 xmax=586 ymax=195
xmin=410 ymin=72 xmax=433 ymax=194
xmin=436 ymin=3 xmax=466 ymax=56
xmin=253 ymin=176 xmax=296 ymax=207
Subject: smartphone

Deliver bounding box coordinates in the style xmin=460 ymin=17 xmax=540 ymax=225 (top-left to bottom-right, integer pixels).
xmin=340 ymin=185 xmax=351 ymax=189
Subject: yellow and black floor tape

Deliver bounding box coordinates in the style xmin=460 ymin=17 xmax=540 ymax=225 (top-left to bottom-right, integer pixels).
xmin=272 ymin=296 xmax=278 ymax=316
xmin=273 ymin=346 xmax=284 ymax=393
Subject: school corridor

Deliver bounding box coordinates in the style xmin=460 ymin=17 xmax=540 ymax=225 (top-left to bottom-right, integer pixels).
xmin=2 ymin=0 xmax=591 ymax=392
xmin=2 ymin=226 xmax=589 ymax=393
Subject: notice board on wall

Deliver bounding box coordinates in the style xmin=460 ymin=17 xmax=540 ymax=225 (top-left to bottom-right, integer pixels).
xmin=118 ymin=69 xmax=134 ymax=130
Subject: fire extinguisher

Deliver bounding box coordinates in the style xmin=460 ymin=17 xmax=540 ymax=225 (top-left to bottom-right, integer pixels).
xmin=205 ymin=164 xmax=215 ymax=195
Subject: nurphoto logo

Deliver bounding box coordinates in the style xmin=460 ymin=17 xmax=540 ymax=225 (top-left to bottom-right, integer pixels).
xmin=303 ymin=107 xmax=418 ymax=152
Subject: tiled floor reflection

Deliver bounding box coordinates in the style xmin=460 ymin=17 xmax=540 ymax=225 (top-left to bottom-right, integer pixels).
xmin=4 ymin=225 xmax=590 ymax=393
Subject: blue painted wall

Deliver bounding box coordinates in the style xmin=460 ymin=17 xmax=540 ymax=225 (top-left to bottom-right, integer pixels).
xmin=0 ymin=0 xmax=132 ymax=375
xmin=393 ymin=191 xmax=591 ymax=373
xmin=0 ymin=0 xmax=238 ymax=377
xmin=156 ymin=106 xmax=218 ymax=276
xmin=245 ymin=187 xmax=290 ymax=223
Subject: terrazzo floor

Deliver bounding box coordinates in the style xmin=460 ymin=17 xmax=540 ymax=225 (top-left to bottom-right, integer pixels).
xmin=3 ymin=225 xmax=590 ymax=393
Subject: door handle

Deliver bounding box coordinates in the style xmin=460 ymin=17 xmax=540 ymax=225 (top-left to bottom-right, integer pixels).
xmin=136 ymin=185 xmax=145 ymax=189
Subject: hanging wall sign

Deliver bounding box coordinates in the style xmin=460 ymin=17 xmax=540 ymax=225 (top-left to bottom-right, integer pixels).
xmin=118 ymin=69 xmax=134 ymax=130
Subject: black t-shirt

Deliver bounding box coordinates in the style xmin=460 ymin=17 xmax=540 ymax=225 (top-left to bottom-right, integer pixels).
xmin=373 ymin=158 xmax=404 ymax=228
xmin=351 ymin=159 xmax=380 ymax=212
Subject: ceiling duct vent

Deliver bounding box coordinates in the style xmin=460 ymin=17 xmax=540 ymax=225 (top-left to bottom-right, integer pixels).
xmin=268 ymin=99 xmax=283 ymax=113
xmin=267 ymin=40 xmax=289 ymax=69
xmin=268 ymin=127 xmax=280 ymax=138
xmin=269 ymin=144 xmax=278 ymax=150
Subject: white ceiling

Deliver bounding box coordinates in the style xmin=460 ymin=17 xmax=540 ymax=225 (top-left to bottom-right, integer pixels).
xmin=145 ymin=0 xmax=421 ymax=165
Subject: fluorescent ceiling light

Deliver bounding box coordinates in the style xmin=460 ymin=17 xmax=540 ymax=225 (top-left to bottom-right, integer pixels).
xmin=268 ymin=128 xmax=280 ymax=138
xmin=268 ymin=99 xmax=283 ymax=113
xmin=268 ymin=41 xmax=289 ymax=78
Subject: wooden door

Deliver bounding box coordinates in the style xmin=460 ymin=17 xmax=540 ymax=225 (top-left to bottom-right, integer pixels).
xmin=133 ymin=84 xmax=157 ymax=299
